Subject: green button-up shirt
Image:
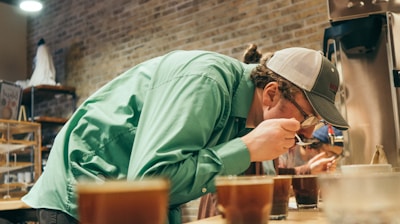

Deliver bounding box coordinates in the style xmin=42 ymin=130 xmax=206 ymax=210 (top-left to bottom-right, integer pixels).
xmin=22 ymin=50 xmax=257 ymax=223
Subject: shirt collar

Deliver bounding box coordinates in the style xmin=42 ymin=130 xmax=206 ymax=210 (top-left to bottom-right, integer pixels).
xmin=231 ymin=64 xmax=257 ymax=119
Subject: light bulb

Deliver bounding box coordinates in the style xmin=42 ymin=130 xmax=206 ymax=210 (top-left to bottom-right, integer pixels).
xmin=19 ymin=0 xmax=43 ymax=12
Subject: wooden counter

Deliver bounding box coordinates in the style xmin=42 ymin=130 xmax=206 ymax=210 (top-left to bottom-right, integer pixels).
xmin=188 ymin=197 xmax=328 ymax=224
xmin=0 ymin=198 xmax=30 ymax=210
xmin=187 ymin=209 xmax=328 ymax=224
xmin=0 ymin=199 xmax=37 ymax=222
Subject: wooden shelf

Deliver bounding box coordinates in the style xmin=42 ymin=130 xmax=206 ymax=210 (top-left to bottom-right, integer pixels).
xmin=0 ymin=143 xmax=33 ymax=154
xmin=0 ymin=162 xmax=33 ymax=174
xmin=20 ymin=85 xmax=76 ymax=174
xmin=0 ymin=120 xmax=41 ymax=189
xmin=0 ymin=183 xmax=30 ymax=193
xmin=0 ymin=119 xmax=41 ymax=134
xmin=31 ymin=116 xmax=68 ymax=125
xmin=22 ymin=85 xmax=76 ymax=106
xmin=41 ymin=146 xmax=51 ymax=152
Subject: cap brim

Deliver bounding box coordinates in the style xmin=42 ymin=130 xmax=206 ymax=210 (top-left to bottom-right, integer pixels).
xmin=304 ymin=91 xmax=349 ymax=130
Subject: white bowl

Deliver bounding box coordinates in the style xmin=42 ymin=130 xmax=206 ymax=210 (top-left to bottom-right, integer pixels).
xmin=340 ymin=164 xmax=392 ymax=174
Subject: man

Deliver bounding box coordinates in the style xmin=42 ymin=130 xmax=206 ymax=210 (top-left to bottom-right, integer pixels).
xmin=22 ymin=47 xmax=348 ymax=224
xmin=312 ymin=124 xmax=344 ymax=158
xmin=278 ymin=124 xmax=344 ymax=175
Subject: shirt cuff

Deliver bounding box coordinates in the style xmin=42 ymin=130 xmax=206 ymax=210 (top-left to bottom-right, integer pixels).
xmin=214 ymin=138 xmax=251 ymax=175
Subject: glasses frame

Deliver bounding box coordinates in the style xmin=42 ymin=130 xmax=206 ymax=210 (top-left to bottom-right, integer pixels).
xmin=285 ymin=94 xmax=321 ymax=129
xmin=307 ymin=141 xmax=324 ymax=150
xmin=274 ymin=78 xmax=323 ymax=146
xmin=275 ymin=78 xmax=321 ymax=129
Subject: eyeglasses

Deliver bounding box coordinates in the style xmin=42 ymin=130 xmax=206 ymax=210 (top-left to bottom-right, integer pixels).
xmin=306 ymin=141 xmax=343 ymax=158
xmin=308 ymin=141 xmax=323 ymax=150
xmin=285 ymin=95 xmax=320 ymax=129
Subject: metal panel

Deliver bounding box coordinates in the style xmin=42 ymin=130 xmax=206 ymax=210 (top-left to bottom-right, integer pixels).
xmin=387 ymin=12 xmax=400 ymax=70
xmin=331 ymin=26 xmax=400 ymax=166
xmin=328 ymin=0 xmax=400 ymax=21
xmin=386 ymin=12 xmax=400 ymax=163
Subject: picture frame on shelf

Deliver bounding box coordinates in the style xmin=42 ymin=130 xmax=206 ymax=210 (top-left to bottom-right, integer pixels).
xmin=0 ymin=80 xmax=23 ymax=121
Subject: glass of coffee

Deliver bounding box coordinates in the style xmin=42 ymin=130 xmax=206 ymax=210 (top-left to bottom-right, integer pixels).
xmin=77 ymin=178 xmax=169 ymax=224
xmin=270 ymin=175 xmax=292 ymax=220
xmin=291 ymin=175 xmax=319 ymax=209
xmin=215 ymin=175 xmax=274 ymax=224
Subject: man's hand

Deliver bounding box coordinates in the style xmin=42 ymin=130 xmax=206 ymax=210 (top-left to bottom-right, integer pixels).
xmin=308 ymin=152 xmax=336 ymax=174
xmin=241 ymin=118 xmax=300 ymax=161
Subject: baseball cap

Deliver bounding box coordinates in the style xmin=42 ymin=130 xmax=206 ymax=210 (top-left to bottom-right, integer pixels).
xmin=266 ymin=47 xmax=349 ymax=130
xmin=313 ymin=125 xmax=344 ymax=147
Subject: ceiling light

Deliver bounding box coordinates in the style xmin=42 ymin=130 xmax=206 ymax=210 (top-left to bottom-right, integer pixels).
xmin=19 ymin=0 xmax=43 ymax=12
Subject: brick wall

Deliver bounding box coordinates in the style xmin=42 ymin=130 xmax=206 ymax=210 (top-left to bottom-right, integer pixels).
xmin=26 ymin=0 xmax=330 ymax=222
xmin=27 ymin=0 xmax=330 ymax=105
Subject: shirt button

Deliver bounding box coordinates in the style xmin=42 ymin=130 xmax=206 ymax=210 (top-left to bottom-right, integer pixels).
xmin=201 ymin=188 xmax=207 ymax=193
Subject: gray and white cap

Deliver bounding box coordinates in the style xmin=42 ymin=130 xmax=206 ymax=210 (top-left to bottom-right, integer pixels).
xmin=266 ymin=47 xmax=349 ymax=130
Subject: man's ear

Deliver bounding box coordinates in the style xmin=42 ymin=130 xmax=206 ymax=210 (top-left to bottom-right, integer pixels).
xmin=262 ymin=82 xmax=281 ymax=107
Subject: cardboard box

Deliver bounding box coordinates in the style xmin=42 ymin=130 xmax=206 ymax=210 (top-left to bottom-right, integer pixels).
xmin=0 ymin=80 xmax=22 ymax=120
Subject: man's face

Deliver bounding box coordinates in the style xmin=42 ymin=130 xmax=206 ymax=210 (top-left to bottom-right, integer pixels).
xmin=302 ymin=145 xmax=320 ymax=160
xmin=263 ymin=91 xmax=319 ymax=139
xmin=320 ymin=144 xmax=343 ymax=157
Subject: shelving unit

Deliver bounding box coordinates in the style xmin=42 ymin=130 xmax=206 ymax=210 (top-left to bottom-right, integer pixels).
xmin=0 ymin=119 xmax=41 ymax=199
xmin=22 ymin=85 xmax=76 ymax=124
xmin=21 ymin=85 xmax=76 ymax=169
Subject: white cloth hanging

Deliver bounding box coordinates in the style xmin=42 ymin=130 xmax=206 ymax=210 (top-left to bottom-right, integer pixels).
xmin=29 ymin=44 xmax=56 ymax=86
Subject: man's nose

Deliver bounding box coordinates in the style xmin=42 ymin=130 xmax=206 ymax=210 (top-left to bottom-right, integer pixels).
xmin=298 ymin=125 xmax=315 ymax=139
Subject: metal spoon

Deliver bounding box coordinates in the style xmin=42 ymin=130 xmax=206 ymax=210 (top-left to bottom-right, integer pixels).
xmin=295 ymin=134 xmax=313 ymax=146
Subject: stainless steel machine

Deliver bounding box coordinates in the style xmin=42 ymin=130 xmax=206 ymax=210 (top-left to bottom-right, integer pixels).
xmin=323 ymin=0 xmax=400 ymax=166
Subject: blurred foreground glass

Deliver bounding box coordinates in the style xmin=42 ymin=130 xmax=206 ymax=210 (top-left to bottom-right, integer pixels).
xmin=215 ymin=175 xmax=274 ymax=224
xmin=270 ymin=175 xmax=292 ymax=220
xmin=77 ymin=178 xmax=169 ymax=224
xmin=340 ymin=164 xmax=392 ymax=174
xmin=319 ymin=173 xmax=400 ymax=224
xmin=291 ymin=175 xmax=319 ymax=209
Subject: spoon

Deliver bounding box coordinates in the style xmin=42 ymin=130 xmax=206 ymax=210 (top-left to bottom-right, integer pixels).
xmin=295 ymin=134 xmax=313 ymax=146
